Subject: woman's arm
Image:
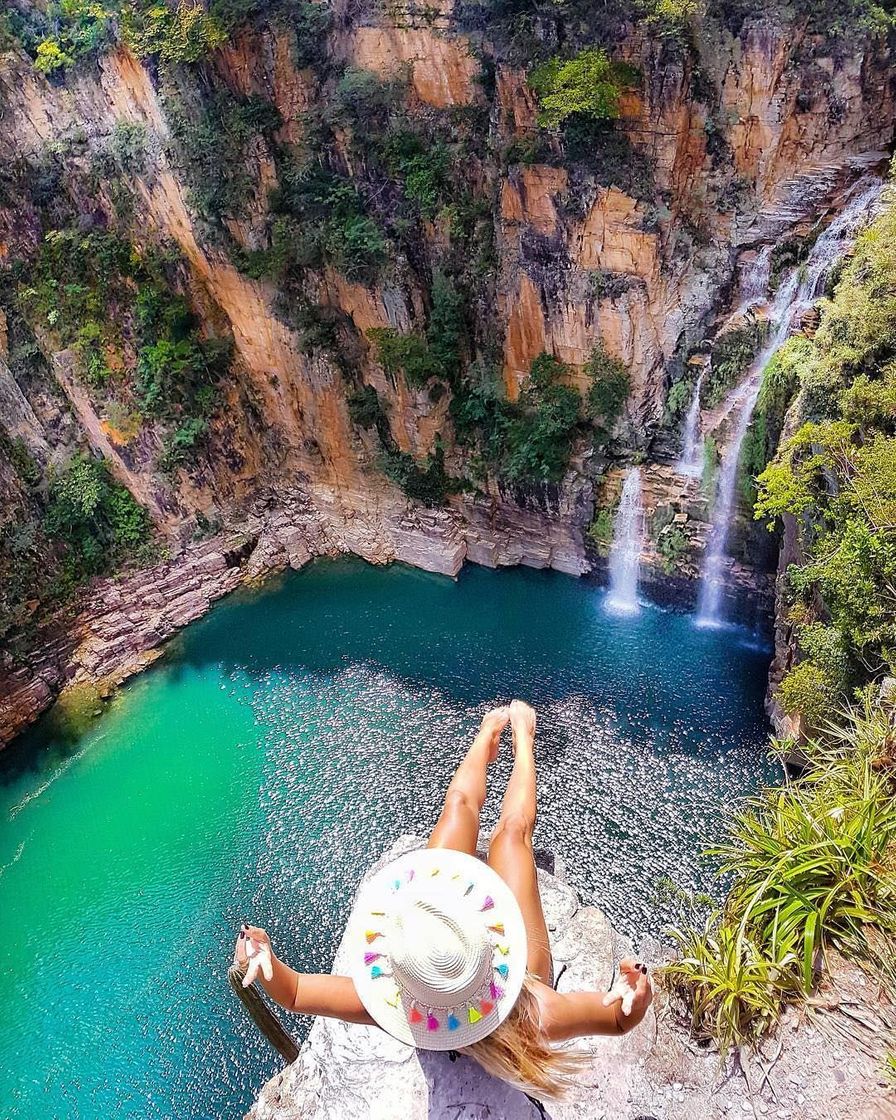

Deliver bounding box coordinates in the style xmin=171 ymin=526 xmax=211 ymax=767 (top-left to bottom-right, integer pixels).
xmin=537 ymin=958 xmax=652 ymax=1042
xmin=236 ymin=924 xmax=375 ymax=1026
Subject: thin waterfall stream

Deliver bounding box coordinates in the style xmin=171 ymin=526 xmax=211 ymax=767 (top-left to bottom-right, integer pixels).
xmin=677 ymin=370 xmax=705 ymax=478
xmin=675 ymin=247 xmax=771 ymax=480
xmin=695 ymin=178 xmax=884 ymax=627
xmin=605 ymin=467 xmax=645 ymax=614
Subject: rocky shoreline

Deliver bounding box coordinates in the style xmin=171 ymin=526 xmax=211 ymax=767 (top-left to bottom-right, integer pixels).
xmin=0 ymin=471 xmax=781 ymax=748
xmin=0 ymin=478 xmax=592 ymax=746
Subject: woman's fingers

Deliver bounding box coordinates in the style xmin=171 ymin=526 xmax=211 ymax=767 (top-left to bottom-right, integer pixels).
xmin=233 ymin=928 xmax=248 ymax=966
xmin=602 ymin=959 xmax=650 ymax=1015
xmin=243 ymin=953 xmax=261 ymax=988
xmin=241 ymin=933 xmax=274 ymax=987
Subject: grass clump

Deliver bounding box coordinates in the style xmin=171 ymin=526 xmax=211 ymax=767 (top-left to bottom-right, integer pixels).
xmin=665 ymin=694 xmax=896 ymax=1053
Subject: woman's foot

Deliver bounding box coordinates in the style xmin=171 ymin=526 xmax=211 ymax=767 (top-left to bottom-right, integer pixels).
xmin=509 ymin=700 xmax=536 ymax=757
xmin=478 ymin=705 xmax=510 ymax=763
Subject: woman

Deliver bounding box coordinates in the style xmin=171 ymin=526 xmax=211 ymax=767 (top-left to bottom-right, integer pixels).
xmin=234 ymin=700 xmax=653 ymax=1100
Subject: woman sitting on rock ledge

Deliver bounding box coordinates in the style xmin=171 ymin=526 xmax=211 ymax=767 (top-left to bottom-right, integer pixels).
xmin=234 ymin=700 xmax=653 ymax=1100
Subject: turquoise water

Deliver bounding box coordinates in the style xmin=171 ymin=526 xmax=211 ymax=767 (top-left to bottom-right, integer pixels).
xmin=0 ymin=558 xmax=776 ymax=1119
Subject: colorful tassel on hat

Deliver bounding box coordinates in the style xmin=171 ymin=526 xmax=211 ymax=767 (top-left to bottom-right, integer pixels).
xmin=407 ymin=869 xmax=415 ymax=882
xmin=468 ymin=1006 xmax=482 ymax=1024
xmin=386 ymin=992 xmax=400 ymax=1009
xmin=488 ymin=922 xmax=504 ymax=935
xmin=464 ymin=882 xmax=474 ymax=896
xmin=496 ymin=944 xmax=509 ymax=955
xmin=371 ymin=965 xmax=384 ymax=978
xmin=447 ymin=1015 xmax=460 ymax=1031
xmin=480 ymin=896 xmax=494 ymax=912
xmin=426 ymin=1013 xmax=439 ymax=1031
xmin=489 ymin=981 xmax=504 ymax=1000
xmin=364 ymin=952 xmax=382 ymax=965
xmin=480 ymin=999 xmax=495 ymax=1015
xmin=365 ymin=930 xmax=383 ymax=944
xmin=496 ymin=963 xmax=509 ymax=979
xmin=409 ymin=1007 xmax=424 ymax=1024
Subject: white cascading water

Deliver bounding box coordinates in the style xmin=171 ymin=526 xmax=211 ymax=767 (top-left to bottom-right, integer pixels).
xmin=737 ymin=244 xmax=773 ymax=311
xmin=605 ymin=467 xmax=645 ymax=615
xmin=676 ymin=369 xmax=705 ymax=477
xmin=676 ymin=246 xmax=772 ymax=478
xmin=695 ymin=177 xmax=884 ymax=627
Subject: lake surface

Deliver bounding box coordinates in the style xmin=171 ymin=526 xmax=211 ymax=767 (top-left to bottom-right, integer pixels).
xmin=0 ymin=558 xmax=776 ymax=1119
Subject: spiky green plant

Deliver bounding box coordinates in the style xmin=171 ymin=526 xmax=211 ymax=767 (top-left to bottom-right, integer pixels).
xmin=663 ymin=693 xmax=896 ymax=1051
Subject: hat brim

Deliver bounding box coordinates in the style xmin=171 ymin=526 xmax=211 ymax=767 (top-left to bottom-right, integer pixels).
xmin=347 ymin=848 xmax=528 ymax=1050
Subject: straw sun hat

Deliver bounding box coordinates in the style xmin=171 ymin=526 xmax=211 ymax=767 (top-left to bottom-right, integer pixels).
xmin=348 ymin=847 xmax=528 ymax=1050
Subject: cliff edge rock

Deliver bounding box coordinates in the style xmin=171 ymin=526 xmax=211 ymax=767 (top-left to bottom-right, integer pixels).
xmin=244 ymin=836 xmax=896 ymax=1120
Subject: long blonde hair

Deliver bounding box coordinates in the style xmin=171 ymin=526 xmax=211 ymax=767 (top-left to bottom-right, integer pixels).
xmin=459 ymin=974 xmax=587 ymax=1100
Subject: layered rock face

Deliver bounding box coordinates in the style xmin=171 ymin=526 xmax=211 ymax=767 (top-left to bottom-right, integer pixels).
xmin=0 ymin=2 xmax=894 ymax=738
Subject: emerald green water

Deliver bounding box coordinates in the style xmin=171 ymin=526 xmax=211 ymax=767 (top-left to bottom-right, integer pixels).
xmin=0 ymin=558 xmax=776 ymax=1119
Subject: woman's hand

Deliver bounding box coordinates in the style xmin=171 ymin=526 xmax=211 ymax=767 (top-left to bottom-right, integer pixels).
xmin=234 ymin=923 xmax=275 ymax=989
xmin=601 ymin=958 xmax=653 ymax=1032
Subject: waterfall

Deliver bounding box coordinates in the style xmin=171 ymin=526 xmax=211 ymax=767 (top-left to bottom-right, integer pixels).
xmin=738 ymin=245 xmax=773 ymax=310
xmin=695 ymin=178 xmax=883 ymax=628
xmin=676 ymin=369 xmax=705 ymax=477
xmin=605 ymin=467 xmax=645 ymax=615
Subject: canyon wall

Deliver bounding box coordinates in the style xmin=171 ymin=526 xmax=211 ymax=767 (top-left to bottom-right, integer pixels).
xmin=1 ymin=0 xmax=894 ymax=740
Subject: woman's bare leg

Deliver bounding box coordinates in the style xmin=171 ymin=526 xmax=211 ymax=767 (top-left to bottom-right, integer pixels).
xmin=427 ymin=707 xmax=509 ymax=855
xmin=487 ymin=700 xmax=553 ymax=983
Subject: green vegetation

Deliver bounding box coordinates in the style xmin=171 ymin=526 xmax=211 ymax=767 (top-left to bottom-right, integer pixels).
xmin=26 ymin=0 xmax=115 ymax=75
xmin=17 ymin=228 xmax=230 ymax=470
xmin=0 ymin=445 xmax=154 ymax=639
xmin=381 ymin=443 xmax=455 ymax=507
xmin=7 ymin=0 xmax=331 ymax=76
xmin=587 ymin=506 xmax=615 ymax=556
xmin=586 ymin=343 xmax=630 ymax=439
xmin=657 ymin=523 xmax=690 ymax=574
xmin=452 ymin=345 xmax=630 ymax=485
xmin=500 ymin=353 xmax=582 ymax=482
xmin=122 ymin=1 xmax=228 ymax=63
xmin=768 ymin=233 xmax=815 ymax=294
xmin=641 ymin=0 xmax=700 ymax=37
xmin=45 ymin=453 xmax=153 ymax=585
xmin=665 ymin=373 xmax=697 ymax=422
xmin=347 ymin=384 xmax=388 ymax=433
xmin=210 ymin=0 xmax=331 ymax=66
xmin=754 ymin=185 xmax=896 ymax=706
xmin=704 ymin=316 xmax=769 ymax=408
xmin=168 ymin=90 xmax=282 ymax=223
xmin=739 ymin=345 xmax=801 ymax=507
xmin=529 ymin=49 xmax=633 ymax=129
xmin=367 ymin=274 xmax=466 ymax=389
xmin=265 ymin=164 xmax=388 ymax=284
xmin=367 ymin=328 xmax=436 ymax=388
xmin=665 ymin=694 xmax=896 ymax=1053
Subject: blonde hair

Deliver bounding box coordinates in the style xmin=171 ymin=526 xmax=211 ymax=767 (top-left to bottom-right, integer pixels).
xmin=459 ymin=974 xmax=587 ymax=1100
